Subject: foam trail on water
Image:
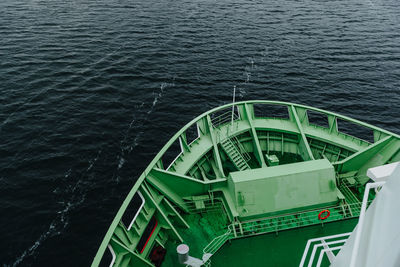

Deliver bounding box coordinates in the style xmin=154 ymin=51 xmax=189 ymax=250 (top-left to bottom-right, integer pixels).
xmin=116 ymin=102 xmax=145 ymax=170
xmin=150 ymin=82 xmax=167 ymax=113
xmin=8 ymin=194 xmax=84 ymax=267
xmin=134 ymin=82 xmax=171 ymax=146
xmin=117 ymin=81 xmax=173 ymax=170
xmin=118 ymin=157 xmax=125 ymax=169
xmin=9 ymin=221 xmax=58 ymax=267
xmin=235 ymin=57 xmax=258 ymax=99
xmin=119 ymin=102 xmax=145 ymax=147
xmin=8 ymin=149 xmax=101 ymax=266
xmin=87 ymin=150 xmax=102 ymax=171
xmin=245 ymin=72 xmax=250 ymax=83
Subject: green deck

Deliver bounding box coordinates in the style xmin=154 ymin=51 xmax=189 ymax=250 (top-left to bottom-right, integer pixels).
xmin=212 ymin=219 xmax=358 ymax=267
xmin=91 ymin=101 xmax=400 ymax=267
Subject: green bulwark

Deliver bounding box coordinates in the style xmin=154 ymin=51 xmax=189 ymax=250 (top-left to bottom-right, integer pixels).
xmin=228 ymin=159 xmax=337 ymax=218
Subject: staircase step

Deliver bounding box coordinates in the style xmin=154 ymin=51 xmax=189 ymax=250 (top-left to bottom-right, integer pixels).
xmin=221 ymin=138 xmax=250 ymax=171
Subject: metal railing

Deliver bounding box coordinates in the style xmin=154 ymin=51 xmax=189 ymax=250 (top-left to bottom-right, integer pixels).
xmin=210 ymin=110 xmax=239 ymax=128
xmin=182 ymin=199 xmax=226 ymax=213
xmin=299 ymin=181 xmax=385 ymax=267
xmin=230 ymin=135 xmax=251 ymax=162
xmin=200 ymin=201 xmax=368 ymax=266
xmin=203 ymin=228 xmax=232 ymax=255
xmin=299 ymin=232 xmax=351 ymax=267
xmin=232 ymin=202 xmax=367 ymax=238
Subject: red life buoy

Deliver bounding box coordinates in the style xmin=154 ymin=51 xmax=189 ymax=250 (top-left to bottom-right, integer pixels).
xmin=318 ymin=209 xmax=330 ymax=220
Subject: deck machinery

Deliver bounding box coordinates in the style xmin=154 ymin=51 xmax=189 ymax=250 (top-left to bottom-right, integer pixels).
xmin=92 ymin=100 xmax=400 ymax=267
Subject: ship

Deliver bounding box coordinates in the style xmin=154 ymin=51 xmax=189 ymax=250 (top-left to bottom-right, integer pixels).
xmin=91 ymin=100 xmax=400 ymax=267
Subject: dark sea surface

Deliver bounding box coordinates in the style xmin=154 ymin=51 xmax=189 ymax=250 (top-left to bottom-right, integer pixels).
xmin=1 ymin=0 xmax=400 ymax=266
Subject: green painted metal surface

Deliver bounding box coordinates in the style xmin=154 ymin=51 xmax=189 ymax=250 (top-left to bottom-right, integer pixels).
xmin=211 ymin=219 xmax=359 ymax=267
xmin=265 ymin=154 xmax=279 ymax=166
xmin=91 ymin=100 xmax=400 ymax=267
xmin=220 ymin=137 xmax=251 ymax=171
xmin=227 ymin=159 xmax=337 ymax=218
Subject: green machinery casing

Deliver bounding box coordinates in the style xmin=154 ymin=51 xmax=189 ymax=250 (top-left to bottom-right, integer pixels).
xmin=228 ymin=159 xmax=337 ymax=218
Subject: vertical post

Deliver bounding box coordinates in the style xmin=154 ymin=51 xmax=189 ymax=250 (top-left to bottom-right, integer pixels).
xmin=349 ymin=181 xmax=385 ymax=267
xmin=231 ymin=85 xmax=236 ymax=128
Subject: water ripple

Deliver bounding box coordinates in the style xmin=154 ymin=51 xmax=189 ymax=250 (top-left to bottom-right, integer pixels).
xmin=1 ymin=0 xmax=400 ymax=265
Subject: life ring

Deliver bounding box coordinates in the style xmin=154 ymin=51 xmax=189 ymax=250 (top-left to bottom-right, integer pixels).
xmin=318 ymin=209 xmax=330 ymax=220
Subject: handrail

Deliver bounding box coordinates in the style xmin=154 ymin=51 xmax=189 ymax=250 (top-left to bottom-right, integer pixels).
xmin=299 ymin=232 xmax=351 ymax=267
xmin=230 ymin=135 xmax=251 ymax=162
xmin=211 ymin=110 xmax=239 ymax=128
xmin=227 ymin=201 xmax=367 ymax=240
xmin=203 ymin=228 xmax=232 ymax=255
xmin=200 ymin=201 xmax=368 ymax=266
xmin=126 ymin=192 xmax=145 ymax=231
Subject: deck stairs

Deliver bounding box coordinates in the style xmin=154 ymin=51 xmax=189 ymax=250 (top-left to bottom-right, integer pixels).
xmin=220 ymin=137 xmax=250 ymax=171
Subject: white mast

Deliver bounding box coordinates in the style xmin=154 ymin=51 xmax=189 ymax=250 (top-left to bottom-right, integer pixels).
xmin=231 ymin=85 xmax=236 ymax=127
